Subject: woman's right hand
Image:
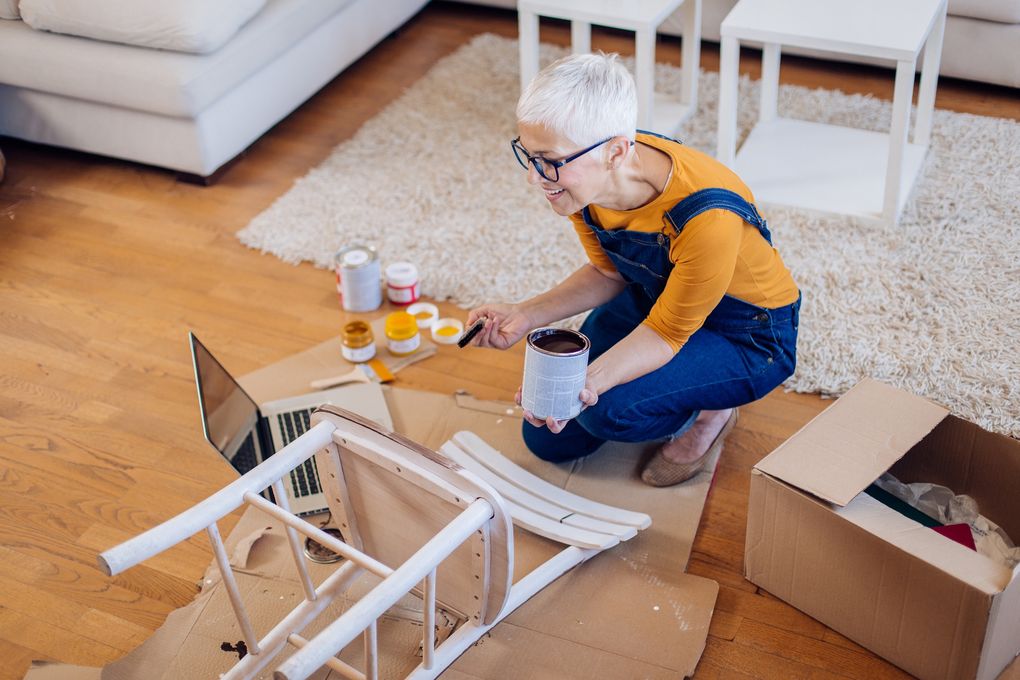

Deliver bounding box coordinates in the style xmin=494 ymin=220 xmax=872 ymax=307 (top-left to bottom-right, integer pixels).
xmin=466 ymin=303 xmax=532 ymax=350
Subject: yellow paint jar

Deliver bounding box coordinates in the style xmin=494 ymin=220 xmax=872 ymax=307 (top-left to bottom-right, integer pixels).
xmin=341 ymin=320 xmax=376 ymax=363
xmin=384 ymin=311 xmax=421 ymax=356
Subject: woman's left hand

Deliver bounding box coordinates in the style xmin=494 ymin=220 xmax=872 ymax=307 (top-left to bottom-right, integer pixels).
xmin=515 ymin=386 xmax=598 ymax=434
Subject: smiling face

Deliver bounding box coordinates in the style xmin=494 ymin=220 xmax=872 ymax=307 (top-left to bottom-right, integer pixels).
xmin=516 ymin=122 xmax=610 ymax=217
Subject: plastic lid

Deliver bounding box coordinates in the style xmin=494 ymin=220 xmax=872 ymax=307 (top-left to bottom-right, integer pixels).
xmin=407 ymin=302 xmax=439 ymax=329
xmin=343 ymin=249 xmax=370 ymax=267
xmin=385 ymin=262 xmax=418 ymax=287
xmin=431 ymin=318 xmax=465 ymax=345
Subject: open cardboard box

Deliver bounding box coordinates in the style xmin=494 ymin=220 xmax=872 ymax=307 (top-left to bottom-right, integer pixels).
xmin=745 ymin=378 xmax=1020 ymax=680
xmin=25 ymin=336 xmax=720 ymax=679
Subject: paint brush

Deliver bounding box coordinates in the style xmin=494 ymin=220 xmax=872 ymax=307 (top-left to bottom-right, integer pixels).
xmin=457 ymin=319 xmax=485 ymax=348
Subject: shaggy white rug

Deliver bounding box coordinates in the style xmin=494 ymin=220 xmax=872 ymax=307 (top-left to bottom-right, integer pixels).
xmin=239 ymin=34 xmax=1020 ymax=439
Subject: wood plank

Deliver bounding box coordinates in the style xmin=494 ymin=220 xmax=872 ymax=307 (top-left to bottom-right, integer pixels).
xmin=733 ymin=619 xmax=914 ymax=679
xmin=0 ymin=639 xmax=40 ymax=680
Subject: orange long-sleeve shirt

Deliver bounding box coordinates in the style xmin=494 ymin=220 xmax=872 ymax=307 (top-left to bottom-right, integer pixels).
xmin=570 ymin=132 xmax=799 ymax=352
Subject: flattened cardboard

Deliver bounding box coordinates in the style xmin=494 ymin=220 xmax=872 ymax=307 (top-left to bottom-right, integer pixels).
xmin=241 ymin=332 xmax=435 ymax=404
xmin=755 ymin=378 xmax=948 ymax=506
xmin=33 ymin=339 xmax=720 ymax=679
xmin=386 ymin=388 xmax=719 ymax=676
xmin=746 ymin=379 xmax=1020 ymax=680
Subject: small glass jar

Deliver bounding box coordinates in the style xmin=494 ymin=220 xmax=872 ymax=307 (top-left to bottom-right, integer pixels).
xmin=341 ymin=320 xmax=376 ymax=363
xmin=384 ymin=311 xmax=421 ymax=356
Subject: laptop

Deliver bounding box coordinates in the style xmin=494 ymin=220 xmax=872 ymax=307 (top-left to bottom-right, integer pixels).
xmin=189 ymin=331 xmax=392 ymax=516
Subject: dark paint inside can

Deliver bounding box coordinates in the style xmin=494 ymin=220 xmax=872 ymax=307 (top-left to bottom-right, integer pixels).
xmin=528 ymin=328 xmax=589 ymax=356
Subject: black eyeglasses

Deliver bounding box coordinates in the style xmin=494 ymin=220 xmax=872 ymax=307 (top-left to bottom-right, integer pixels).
xmin=511 ymin=136 xmax=613 ymax=183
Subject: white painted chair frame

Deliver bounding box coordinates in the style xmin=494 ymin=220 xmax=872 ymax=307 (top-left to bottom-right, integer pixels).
xmin=100 ymin=406 xmax=650 ymax=680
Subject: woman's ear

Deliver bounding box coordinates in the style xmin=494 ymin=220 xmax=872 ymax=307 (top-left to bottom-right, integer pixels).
xmin=605 ymin=136 xmax=632 ymax=169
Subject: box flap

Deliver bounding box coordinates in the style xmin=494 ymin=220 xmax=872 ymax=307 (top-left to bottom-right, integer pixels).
xmin=755 ymin=379 xmax=948 ymax=506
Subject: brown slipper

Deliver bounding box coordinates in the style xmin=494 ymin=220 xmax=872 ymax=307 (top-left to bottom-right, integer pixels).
xmin=641 ymin=408 xmax=739 ymax=487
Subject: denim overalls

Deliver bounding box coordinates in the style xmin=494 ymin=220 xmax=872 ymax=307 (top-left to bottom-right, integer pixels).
xmin=523 ymin=177 xmax=802 ymax=462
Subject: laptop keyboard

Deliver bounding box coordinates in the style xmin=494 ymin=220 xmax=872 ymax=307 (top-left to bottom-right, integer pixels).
xmin=278 ymin=409 xmax=321 ymax=498
xmin=230 ymin=432 xmax=259 ymax=475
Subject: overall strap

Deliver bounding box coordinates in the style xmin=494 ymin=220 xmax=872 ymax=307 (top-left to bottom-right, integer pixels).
xmin=636 ymin=128 xmax=684 ymax=144
xmin=664 ymin=188 xmax=773 ymax=245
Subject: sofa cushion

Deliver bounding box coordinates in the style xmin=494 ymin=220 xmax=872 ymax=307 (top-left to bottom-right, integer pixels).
xmin=0 ymin=0 xmax=19 ymax=20
xmin=0 ymin=0 xmax=351 ymax=117
xmin=950 ymin=0 xmax=1020 ymax=24
xmin=19 ymin=0 xmax=268 ymax=53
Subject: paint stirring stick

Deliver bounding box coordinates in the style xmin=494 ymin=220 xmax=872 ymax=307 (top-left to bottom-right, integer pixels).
xmin=457 ymin=319 xmax=485 ymax=348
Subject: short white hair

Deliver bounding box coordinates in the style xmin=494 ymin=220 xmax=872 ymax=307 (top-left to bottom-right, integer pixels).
xmin=516 ymin=52 xmax=637 ymax=148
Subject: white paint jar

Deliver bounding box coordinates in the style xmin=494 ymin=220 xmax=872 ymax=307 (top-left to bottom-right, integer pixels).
xmin=385 ymin=262 xmax=420 ymax=305
xmin=521 ymin=328 xmax=591 ymax=421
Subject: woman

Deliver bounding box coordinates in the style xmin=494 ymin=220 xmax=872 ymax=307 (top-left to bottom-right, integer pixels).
xmin=467 ymin=52 xmax=801 ymax=486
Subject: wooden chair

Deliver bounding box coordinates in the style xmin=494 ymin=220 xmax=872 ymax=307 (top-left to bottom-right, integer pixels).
xmin=99 ymin=405 xmax=650 ymax=680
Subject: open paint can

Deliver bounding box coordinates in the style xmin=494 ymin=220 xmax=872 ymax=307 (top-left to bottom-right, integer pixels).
xmin=521 ymin=328 xmax=590 ymax=421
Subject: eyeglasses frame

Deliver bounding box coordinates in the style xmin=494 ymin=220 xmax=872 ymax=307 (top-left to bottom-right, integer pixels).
xmin=510 ymin=136 xmax=615 ymax=182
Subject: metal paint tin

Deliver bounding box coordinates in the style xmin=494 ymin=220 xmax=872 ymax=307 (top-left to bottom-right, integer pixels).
xmin=335 ymin=245 xmax=382 ymax=312
xmin=521 ymin=328 xmax=591 ymax=421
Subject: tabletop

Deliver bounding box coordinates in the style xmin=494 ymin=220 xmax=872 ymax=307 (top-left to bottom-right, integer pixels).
xmin=518 ymin=0 xmax=688 ymax=29
xmin=721 ymin=0 xmax=946 ymax=61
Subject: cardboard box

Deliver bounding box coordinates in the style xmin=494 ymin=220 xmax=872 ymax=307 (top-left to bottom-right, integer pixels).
xmin=745 ymin=379 xmax=1020 ymax=680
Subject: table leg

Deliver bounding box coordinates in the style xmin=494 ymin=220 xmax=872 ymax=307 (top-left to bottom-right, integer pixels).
xmin=680 ymin=0 xmax=701 ymax=109
xmin=518 ymin=9 xmax=540 ymax=93
xmin=914 ymin=1 xmax=946 ymax=148
xmin=716 ymin=36 xmax=740 ymax=164
xmin=884 ymin=58 xmax=916 ymax=225
xmin=760 ymin=42 xmax=780 ymax=123
xmin=571 ymin=20 xmax=591 ymax=55
xmin=635 ymin=27 xmax=656 ymax=130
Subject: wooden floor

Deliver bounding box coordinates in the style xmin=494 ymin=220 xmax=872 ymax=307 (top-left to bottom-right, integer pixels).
xmin=1 ymin=3 xmax=1018 ymax=679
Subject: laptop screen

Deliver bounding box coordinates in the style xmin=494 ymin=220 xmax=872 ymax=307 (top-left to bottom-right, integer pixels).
xmin=189 ymin=333 xmax=262 ymax=473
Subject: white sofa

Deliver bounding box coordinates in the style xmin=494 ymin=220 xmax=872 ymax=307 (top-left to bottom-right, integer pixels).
xmin=0 ymin=0 xmax=429 ymax=180
xmin=463 ymin=0 xmax=1020 ymax=89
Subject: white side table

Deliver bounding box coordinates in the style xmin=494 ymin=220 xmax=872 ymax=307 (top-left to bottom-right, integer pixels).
xmin=716 ymin=0 xmax=947 ymax=226
xmin=518 ymin=0 xmax=702 ymax=135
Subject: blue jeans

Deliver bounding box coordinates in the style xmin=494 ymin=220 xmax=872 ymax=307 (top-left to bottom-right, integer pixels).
xmin=522 ymin=290 xmax=800 ymax=462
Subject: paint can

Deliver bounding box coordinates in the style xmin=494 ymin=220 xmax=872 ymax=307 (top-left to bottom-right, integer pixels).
xmin=521 ymin=328 xmax=590 ymax=421
xmin=335 ymin=245 xmax=382 ymax=312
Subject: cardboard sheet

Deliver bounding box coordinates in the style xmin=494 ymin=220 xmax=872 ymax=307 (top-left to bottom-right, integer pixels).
xmin=26 ymin=338 xmax=719 ymax=679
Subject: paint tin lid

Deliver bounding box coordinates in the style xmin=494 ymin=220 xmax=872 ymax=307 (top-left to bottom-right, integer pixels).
xmin=336 ymin=244 xmax=377 ymax=269
xmin=343 ymin=250 xmax=369 ymax=266
xmin=431 ymin=318 xmax=465 ymax=345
